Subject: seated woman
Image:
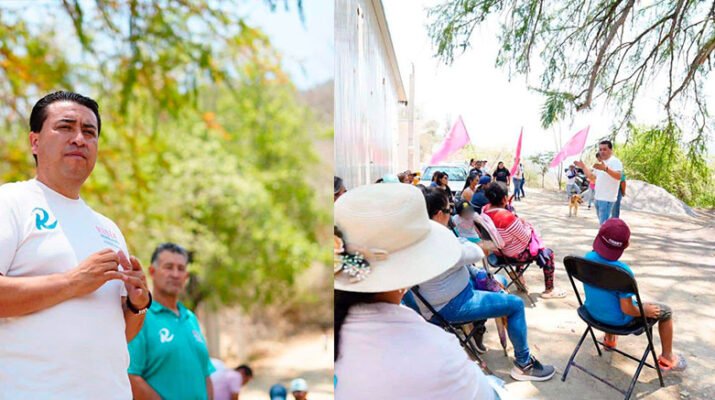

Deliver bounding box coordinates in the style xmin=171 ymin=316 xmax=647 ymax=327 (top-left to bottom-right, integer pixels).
xmin=470 ymin=175 xmax=492 ymax=214
xmin=334 ymin=183 xmax=499 ymax=399
xmin=460 ymin=174 xmax=478 ymax=203
xmin=404 ymin=187 xmax=555 ymax=382
xmin=482 ymin=182 xmax=566 ymax=299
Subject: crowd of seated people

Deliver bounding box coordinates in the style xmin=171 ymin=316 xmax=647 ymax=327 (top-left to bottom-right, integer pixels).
xmin=332 ymin=164 xmax=686 ymax=399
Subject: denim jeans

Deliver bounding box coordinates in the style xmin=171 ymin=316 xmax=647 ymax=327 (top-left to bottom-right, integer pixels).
xmin=565 ymin=183 xmax=579 ymax=198
xmin=518 ymin=178 xmax=526 ymax=197
xmin=512 ymin=178 xmax=522 ymax=199
xmin=435 ymin=274 xmax=531 ymax=364
xmin=611 ymin=190 xmax=622 ymax=218
xmin=595 ymin=200 xmax=614 ymax=224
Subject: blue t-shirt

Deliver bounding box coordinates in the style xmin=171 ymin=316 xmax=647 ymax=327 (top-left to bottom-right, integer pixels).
xmin=582 ymin=251 xmax=635 ymax=326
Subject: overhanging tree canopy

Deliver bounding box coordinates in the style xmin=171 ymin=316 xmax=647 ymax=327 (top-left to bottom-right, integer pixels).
xmin=428 ymin=0 xmax=714 ymax=147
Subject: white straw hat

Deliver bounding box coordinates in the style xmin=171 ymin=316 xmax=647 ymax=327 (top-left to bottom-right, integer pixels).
xmin=334 ymin=183 xmax=461 ymax=292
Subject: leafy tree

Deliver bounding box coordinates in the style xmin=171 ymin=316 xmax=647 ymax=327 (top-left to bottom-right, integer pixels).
xmin=0 ymin=1 xmax=329 ymax=311
xmin=616 ymin=124 xmax=714 ymax=207
xmin=428 ymin=0 xmax=714 ymax=161
xmin=527 ymin=151 xmax=554 ymax=188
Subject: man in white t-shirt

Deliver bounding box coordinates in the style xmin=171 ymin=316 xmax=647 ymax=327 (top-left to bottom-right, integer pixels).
xmin=565 ymin=164 xmax=579 ymax=199
xmin=575 ymin=140 xmax=624 ymax=225
xmin=0 ymin=91 xmax=151 ymax=399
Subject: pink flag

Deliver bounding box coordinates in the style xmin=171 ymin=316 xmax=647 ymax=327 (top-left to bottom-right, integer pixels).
xmin=429 ymin=116 xmax=471 ymax=165
xmin=509 ymin=128 xmax=523 ymax=176
xmin=549 ymin=126 xmax=590 ymax=168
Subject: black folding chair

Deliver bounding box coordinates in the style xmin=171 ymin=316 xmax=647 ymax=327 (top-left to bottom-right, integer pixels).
xmin=472 ymin=217 xmax=536 ymax=306
xmin=411 ymin=286 xmax=492 ymax=374
xmin=562 ymin=256 xmax=664 ymax=400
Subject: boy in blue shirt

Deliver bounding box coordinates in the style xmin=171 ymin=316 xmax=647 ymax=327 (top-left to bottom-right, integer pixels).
xmin=583 ymin=219 xmax=686 ymax=371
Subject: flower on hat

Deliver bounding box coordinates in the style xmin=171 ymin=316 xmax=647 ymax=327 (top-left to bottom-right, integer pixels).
xmin=333 ymin=227 xmax=388 ymax=283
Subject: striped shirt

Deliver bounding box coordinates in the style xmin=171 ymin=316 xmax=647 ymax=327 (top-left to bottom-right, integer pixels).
xmin=483 ymin=208 xmax=531 ymax=258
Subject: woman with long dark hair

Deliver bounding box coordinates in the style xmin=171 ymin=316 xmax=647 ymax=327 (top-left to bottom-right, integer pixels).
xmin=492 ymin=161 xmax=511 ymax=188
xmin=461 ymin=174 xmax=478 ymax=203
xmin=334 ymin=184 xmax=497 ymax=399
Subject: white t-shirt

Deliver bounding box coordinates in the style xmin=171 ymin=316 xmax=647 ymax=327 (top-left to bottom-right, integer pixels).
xmin=335 ymin=302 xmax=496 ymax=400
xmin=211 ymin=368 xmax=244 ymax=400
xmin=0 ymin=179 xmax=131 ymax=399
xmin=566 ymin=170 xmax=577 ymax=185
xmin=594 ymin=156 xmax=623 ymax=202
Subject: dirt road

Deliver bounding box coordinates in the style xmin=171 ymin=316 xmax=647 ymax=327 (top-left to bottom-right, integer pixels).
xmin=239 ymin=331 xmax=334 ymax=400
xmin=482 ymin=187 xmax=715 ymax=399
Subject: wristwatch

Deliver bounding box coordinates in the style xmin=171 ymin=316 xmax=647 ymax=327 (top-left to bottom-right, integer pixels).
xmin=127 ymin=292 xmax=152 ymax=315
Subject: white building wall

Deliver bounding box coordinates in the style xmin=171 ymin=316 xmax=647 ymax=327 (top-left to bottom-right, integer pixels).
xmin=335 ymin=0 xmax=407 ymax=188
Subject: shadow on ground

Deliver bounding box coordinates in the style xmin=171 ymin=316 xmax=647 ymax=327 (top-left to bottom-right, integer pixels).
xmin=478 ymin=187 xmax=715 ymax=400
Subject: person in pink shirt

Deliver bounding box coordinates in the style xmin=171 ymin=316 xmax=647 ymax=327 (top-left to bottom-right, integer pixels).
xmin=210 ymin=364 xmax=253 ymax=400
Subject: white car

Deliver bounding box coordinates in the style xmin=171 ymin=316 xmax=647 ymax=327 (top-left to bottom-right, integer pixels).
xmin=419 ymin=165 xmax=469 ymax=199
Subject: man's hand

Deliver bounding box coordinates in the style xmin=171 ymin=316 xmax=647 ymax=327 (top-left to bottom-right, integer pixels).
xmin=592 ymin=161 xmax=606 ymax=171
xmin=65 ymin=249 xmax=124 ymax=297
xmin=644 ymin=303 xmax=661 ymax=319
xmin=118 ymin=251 xmax=150 ymax=310
xmin=574 ymin=160 xmax=586 ymax=169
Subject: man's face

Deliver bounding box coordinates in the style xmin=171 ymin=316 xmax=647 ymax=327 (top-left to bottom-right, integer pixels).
xmin=598 ymin=144 xmax=612 ymax=160
xmin=30 ymin=101 xmax=99 ymax=183
xmin=293 ymin=392 xmax=307 ymax=400
xmin=149 ymin=251 xmax=189 ymax=296
xmin=239 ymin=371 xmax=252 ymax=385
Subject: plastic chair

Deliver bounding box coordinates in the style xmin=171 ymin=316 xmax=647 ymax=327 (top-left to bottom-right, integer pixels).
xmin=562 ymin=255 xmax=664 ymax=400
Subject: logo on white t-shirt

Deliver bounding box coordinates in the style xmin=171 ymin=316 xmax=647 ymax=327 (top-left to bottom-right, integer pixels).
xmin=159 ymin=328 xmax=174 ymax=343
xmin=95 ymin=225 xmax=121 ymax=249
xmin=32 ymin=207 xmax=57 ymax=230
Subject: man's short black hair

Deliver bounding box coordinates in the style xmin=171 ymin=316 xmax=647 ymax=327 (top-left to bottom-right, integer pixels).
xmin=30 ymin=91 xmax=101 ymax=135
xmin=29 ymin=91 xmax=101 ymax=165
xmin=236 ymin=364 xmax=253 ymax=377
xmin=599 ymin=140 xmax=613 ymax=149
xmin=151 ymin=242 xmax=190 ymax=265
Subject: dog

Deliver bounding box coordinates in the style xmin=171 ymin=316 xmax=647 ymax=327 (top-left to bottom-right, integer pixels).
xmin=569 ymin=194 xmax=584 ymax=217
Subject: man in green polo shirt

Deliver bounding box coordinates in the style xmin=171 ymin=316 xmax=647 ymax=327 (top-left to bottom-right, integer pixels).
xmin=128 ymin=243 xmax=215 ymax=400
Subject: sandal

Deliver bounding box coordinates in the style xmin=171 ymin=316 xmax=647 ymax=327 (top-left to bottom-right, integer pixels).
xmin=540 ymin=288 xmax=567 ymax=299
xmin=658 ymin=354 xmax=687 ymax=372
xmin=602 ymin=335 xmax=617 ymax=351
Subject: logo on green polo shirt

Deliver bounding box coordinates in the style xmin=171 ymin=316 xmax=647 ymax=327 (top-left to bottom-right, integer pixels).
xmin=32 ymin=208 xmax=57 ymax=230
xmin=159 ymin=328 xmax=174 ymax=343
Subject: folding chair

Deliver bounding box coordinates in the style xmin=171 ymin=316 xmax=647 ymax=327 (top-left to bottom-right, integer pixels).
xmin=472 ymin=216 xmax=536 ymax=306
xmin=410 ymin=286 xmax=493 ymax=374
xmin=562 ymin=256 xmax=664 ymax=400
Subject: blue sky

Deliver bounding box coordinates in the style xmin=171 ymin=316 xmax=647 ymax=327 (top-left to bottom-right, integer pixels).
xmin=244 ymin=2 xmax=334 ymax=90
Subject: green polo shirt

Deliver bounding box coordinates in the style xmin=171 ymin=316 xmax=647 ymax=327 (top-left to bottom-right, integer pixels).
xmin=128 ymin=301 xmax=215 ymax=400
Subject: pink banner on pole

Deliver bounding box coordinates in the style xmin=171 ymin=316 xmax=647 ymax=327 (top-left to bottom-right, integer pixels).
xmin=429 ymin=116 xmax=471 ymax=165
xmin=509 ymin=128 xmax=523 ymax=176
xmin=549 ymin=126 xmax=590 ymax=168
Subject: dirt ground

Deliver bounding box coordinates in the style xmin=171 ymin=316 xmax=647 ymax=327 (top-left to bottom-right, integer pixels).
xmin=238 ymin=331 xmax=334 ymax=400
xmin=481 ymin=187 xmax=715 ymax=399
